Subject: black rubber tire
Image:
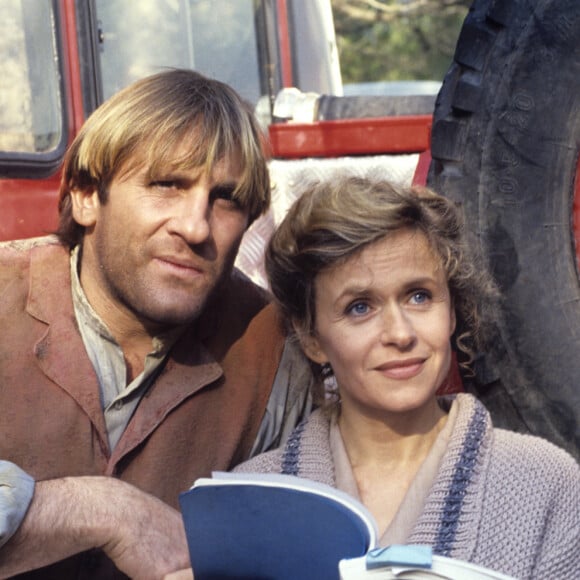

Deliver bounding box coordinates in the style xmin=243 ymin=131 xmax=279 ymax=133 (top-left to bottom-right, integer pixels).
xmin=427 ymin=0 xmax=580 ymax=459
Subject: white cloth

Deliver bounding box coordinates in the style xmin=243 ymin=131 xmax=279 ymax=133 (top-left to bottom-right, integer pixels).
xmin=236 ymin=155 xmax=419 ymax=288
xmin=0 ymin=460 xmax=34 ymax=548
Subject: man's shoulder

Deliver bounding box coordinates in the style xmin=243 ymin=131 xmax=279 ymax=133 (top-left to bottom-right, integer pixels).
xmin=218 ymin=268 xmax=274 ymax=327
xmin=229 ymin=267 xmax=271 ymax=306
xmin=0 ymin=235 xmax=66 ymax=281
xmin=192 ymin=268 xmax=279 ymax=360
xmin=0 ymin=235 xmax=64 ymax=264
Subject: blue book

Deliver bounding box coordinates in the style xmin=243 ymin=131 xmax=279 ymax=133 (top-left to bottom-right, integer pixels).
xmin=179 ymin=472 xmax=515 ymax=580
xmin=179 ymin=471 xmax=378 ymax=580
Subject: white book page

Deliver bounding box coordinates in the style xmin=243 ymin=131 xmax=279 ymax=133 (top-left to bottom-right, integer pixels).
xmin=339 ymin=553 xmax=517 ymax=580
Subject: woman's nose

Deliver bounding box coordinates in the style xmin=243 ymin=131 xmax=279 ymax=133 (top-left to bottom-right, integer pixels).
xmin=379 ymin=305 xmax=417 ymax=350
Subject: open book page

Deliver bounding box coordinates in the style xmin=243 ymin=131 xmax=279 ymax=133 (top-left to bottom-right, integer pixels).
xmin=339 ymin=551 xmax=517 ymax=580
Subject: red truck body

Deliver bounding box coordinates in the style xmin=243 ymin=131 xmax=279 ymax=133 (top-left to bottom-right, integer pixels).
xmin=0 ymin=0 xmax=432 ymax=241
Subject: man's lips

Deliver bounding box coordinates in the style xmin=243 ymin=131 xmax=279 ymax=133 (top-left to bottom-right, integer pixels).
xmin=154 ymin=256 xmax=204 ymax=277
xmin=375 ymin=358 xmax=426 ymax=380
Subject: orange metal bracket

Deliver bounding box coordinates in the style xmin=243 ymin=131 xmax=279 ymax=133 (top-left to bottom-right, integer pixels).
xmin=269 ymin=115 xmax=432 ymax=159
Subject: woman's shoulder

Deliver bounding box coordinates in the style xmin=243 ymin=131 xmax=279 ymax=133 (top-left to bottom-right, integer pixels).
xmin=490 ymin=427 xmax=579 ymax=487
xmin=233 ymin=447 xmax=285 ymax=474
xmin=233 ymin=408 xmax=332 ymax=476
xmin=452 ymin=393 xmax=578 ymax=479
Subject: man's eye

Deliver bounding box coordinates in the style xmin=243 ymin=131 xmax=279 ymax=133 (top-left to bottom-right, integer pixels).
xmin=151 ymin=180 xmax=177 ymax=189
xmin=214 ymin=191 xmax=233 ymax=201
xmin=211 ymin=187 xmax=242 ymax=208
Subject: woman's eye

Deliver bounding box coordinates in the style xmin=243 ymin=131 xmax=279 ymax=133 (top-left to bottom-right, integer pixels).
xmin=410 ymin=290 xmax=431 ymax=305
xmin=347 ymin=301 xmax=370 ymax=317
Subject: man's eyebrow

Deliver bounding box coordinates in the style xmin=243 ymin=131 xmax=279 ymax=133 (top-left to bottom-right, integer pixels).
xmin=211 ymin=180 xmax=242 ymax=196
xmin=145 ymin=164 xmax=203 ymax=178
xmin=212 ymin=180 xmax=238 ymax=188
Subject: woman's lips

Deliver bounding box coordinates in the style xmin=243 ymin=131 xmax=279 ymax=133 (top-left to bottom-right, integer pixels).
xmin=376 ymin=358 xmax=425 ymax=380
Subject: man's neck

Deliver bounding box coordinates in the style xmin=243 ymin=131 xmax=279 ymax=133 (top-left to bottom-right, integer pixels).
xmin=70 ymin=245 xmax=162 ymax=378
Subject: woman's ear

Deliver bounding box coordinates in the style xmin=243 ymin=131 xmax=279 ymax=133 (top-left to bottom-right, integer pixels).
xmin=449 ymin=298 xmax=457 ymax=337
xmin=293 ymin=322 xmax=328 ymax=365
xmin=70 ymin=188 xmax=100 ymax=227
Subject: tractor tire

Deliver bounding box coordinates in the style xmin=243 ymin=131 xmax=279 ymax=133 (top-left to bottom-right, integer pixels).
xmin=427 ymin=0 xmax=580 ymax=459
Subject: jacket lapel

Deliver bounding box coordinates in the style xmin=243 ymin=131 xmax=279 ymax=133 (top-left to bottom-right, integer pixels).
xmin=26 ymin=243 xmax=109 ymax=451
xmin=109 ymin=331 xmax=223 ymax=466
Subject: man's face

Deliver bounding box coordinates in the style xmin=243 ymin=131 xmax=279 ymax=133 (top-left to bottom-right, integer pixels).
xmin=72 ymin=149 xmax=249 ymax=335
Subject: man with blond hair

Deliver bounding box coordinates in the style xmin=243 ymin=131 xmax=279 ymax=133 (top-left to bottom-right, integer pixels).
xmin=0 ymin=69 xmax=311 ymax=578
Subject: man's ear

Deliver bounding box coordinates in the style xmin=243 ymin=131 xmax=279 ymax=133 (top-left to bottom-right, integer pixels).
xmin=293 ymin=323 xmax=328 ymax=365
xmin=70 ymin=188 xmax=100 ymax=227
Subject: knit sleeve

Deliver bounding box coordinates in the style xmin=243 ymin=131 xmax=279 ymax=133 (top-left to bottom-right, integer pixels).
xmin=530 ymin=444 xmax=580 ymax=579
xmin=481 ymin=430 xmax=580 ymax=579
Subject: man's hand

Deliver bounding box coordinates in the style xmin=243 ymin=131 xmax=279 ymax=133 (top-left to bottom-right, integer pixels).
xmin=0 ymin=476 xmax=190 ymax=579
xmin=100 ymin=480 xmax=190 ymax=579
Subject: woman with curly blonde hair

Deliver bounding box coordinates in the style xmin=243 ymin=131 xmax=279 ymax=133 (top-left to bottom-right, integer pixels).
xmin=236 ymin=175 xmax=580 ymax=580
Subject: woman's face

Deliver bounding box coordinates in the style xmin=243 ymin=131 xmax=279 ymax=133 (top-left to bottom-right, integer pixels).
xmin=303 ymin=229 xmax=455 ymax=419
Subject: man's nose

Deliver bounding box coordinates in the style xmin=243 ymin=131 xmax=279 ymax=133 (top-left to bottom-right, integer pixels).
xmin=167 ymin=190 xmax=211 ymax=245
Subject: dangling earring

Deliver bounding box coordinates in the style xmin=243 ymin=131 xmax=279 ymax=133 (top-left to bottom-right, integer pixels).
xmin=321 ymin=362 xmax=339 ymax=403
xmin=321 ymin=362 xmax=333 ymax=378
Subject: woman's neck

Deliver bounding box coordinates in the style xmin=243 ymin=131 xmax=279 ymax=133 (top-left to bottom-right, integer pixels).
xmin=336 ymin=398 xmax=448 ymax=535
xmin=337 ymin=398 xmax=448 ymax=470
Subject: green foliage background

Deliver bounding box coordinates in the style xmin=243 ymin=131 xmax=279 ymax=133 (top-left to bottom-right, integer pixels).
xmin=332 ymin=0 xmax=471 ymax=83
